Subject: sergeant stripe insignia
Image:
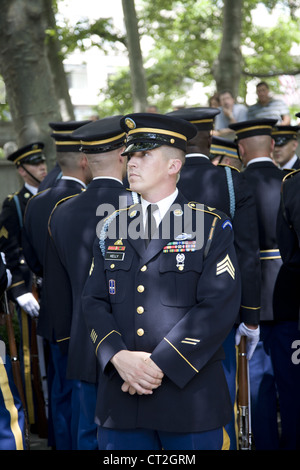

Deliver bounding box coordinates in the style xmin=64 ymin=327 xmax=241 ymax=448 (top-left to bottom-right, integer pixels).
xmin=0 ymin=226 xmax=8 ymax=239
xmin=216 ymin=254 xmax=235 ymax=280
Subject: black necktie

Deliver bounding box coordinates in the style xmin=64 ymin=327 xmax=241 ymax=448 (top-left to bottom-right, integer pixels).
xmin=144 ymin=204 xmax=158 ymax=248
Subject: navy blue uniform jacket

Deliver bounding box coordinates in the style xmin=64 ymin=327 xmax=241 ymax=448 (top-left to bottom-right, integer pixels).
xmin=22 ymin=178 xmax=86 ymax=340
xmin=46 ymin=179 xmax=137 ymax=383
xmin=0 ymin=185 xmax=34 ymax=299
xmin=242 ymin=160 xmax=284 ymax=321
xmin=82 ymin=191 xmax=241 ymax=433
xmin=274 ymin=169 xmax=300 ymax=323
xmin=177 ymin=155 xmax=261 ymax=324
xmin=23 ymin=178 xmax=85 ymax=277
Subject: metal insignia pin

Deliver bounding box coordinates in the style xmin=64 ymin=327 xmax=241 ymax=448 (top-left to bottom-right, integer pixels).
xmin=176 ymin=253 xmax=185 ymax=270
xmin=175 ymin=233 xmax=193 ymax=241
xmin=174 ymin=209 xmax=183 ymax=216
xmin=125 ymin=118 xmax=136 ymax=129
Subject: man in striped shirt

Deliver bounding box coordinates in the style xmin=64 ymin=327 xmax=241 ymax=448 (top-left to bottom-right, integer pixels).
xmin=247 ymin=82 xmax=290 ymax=125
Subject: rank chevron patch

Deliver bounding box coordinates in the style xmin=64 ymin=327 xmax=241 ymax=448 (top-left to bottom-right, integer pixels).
xmin=216 ymin=254 xmax=235 ymax=280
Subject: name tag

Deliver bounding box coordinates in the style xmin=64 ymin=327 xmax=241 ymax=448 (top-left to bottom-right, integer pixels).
xmin=105 ymin=252 xmax=125 ymax=261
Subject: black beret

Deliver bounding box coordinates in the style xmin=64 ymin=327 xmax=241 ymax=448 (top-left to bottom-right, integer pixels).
xmin=7 ymin=142 xmax=45 ymax=166
xmin=120 ymin=112 xmax=197 ymax=155
xmin=166 ymin=107 xmax=220 ymax=131
xmin=228 ymin=118 xmax=278 ymax=140
xmin=72 ymin=115 xmax=126 ymax=154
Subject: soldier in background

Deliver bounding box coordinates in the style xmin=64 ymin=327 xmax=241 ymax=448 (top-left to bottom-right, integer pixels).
xmin=22 ymin=121 xmax=92 ymax=450
xmin=272 ymin=125 xmax=300 ymax=171
xmin=209 ymin=135 xmax=243 ymax=171
xmin=0 ymin=143 xmax=47 ymax=431
xmin=167 ymin=107 xmax=260 ymax=450
xmin=229 ymin=118 xmax=285 ymax=449
xmin=0 ymin=252 xmax=26 ymax=450
xmin=273 ymin=163 xmax=300 ymax=449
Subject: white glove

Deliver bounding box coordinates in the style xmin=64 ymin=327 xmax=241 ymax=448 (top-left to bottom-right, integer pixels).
xmin=16 ymin=292 xmax=40 ymax=317
xmin=1 ymin=252 xmax=12 ymax=288
xmin=235 ymin=322 xmax=260 ymax=360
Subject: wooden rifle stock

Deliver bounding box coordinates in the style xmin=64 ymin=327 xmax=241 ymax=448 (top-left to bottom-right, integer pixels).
xmin=2 ymin=292 xmax=30 ymax=449
xmin=238 ymin=335 xmax=252 ymax=450
xmin=31 ymin=280 xmax=48 ymax=438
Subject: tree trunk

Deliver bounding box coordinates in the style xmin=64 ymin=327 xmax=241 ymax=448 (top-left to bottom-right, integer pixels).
xmin=212 ymin=0 xmax=243 ymax=98
xmin=121 ymin=0 xmax=148 ymax=112
xmin=43 ymin=0 xmax=75 ymax=121
xmin=0 ymin=0 xmax=61 ymax=164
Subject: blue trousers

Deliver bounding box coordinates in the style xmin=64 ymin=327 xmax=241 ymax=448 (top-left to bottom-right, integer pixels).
xmin=249 ymin=323 xmax=279 ymax=449
xmin=77 ymin=381 xmax=98 ymax=450
xmin=222 ymin=327 xmax=238 ymax=450
xmin=270 ymin=321 xmax=300 ymax=449
xmin=0 ymin=355 xmax=26 ymax=450
xmin=97 ymin=426 xmax=230 ymax=450
xmin=50 ymin=343 xmax=79 ymax=449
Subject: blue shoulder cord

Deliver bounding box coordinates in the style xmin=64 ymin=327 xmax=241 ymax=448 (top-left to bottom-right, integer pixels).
xmin=13 ymin=195 xmax=23 ymax=228
xmin=99 ymin=191 xmax=139 ymax=257
xmin=224 ymin=166 xmax=235 ymax=219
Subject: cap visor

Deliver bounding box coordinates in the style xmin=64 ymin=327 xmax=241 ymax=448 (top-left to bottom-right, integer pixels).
xmin=121 ymin=141 xmax=161 ymax=156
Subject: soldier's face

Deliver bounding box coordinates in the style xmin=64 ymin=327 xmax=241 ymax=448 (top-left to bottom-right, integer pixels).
xmin=18 ymin=162 xmax=48 ymax=186
xmin=127 ymin=147 xmax=173 ymax=201
xmin=273 ymin=140 xmax=298 ymax=166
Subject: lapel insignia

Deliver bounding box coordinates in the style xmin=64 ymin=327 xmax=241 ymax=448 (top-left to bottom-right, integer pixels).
xmin=216 ymin=254 xmax=235 ymax=280
xmin=174 ymin=208 xmax=183 ymax=216
xmin=129 ymin=210 xmax=137 ymax=218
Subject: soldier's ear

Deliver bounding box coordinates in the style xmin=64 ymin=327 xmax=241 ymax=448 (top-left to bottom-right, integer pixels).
xmin=17 ymin=166 xmax=26 ymax=178
xmin=168 ymin=158 xmax=182 ymax=176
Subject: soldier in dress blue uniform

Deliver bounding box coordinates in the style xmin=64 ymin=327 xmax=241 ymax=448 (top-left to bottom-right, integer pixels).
xmin=82 ymin=113 xmax=242 ymax=450
xmin=22 ymin=121 xmax=92 ymax=449
xmin=166 ymin=107 xmax=261 ymax=449
xmin=0 ymin=143 xmax=47 ymax=432
xmin=37 ymin=121 xmax=92 ymax=192
xmin=209 ymin=135 xmax=243 ymax=171
xmin=272 ymin=125 xmax=300 ymax=172
xmin=273 ymin=165 xmax=300 ymax=449
xmin=0 ymin=253 xmax=26 ymax=450
xmin=229 ymin=118 xmax=285 ymax=449
xmin=45 ymin=115 xmax=137 ymax=449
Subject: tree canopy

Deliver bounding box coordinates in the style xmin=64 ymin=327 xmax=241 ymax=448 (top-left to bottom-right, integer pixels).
xmin=1 ymin=0 xmax=300 ymax=149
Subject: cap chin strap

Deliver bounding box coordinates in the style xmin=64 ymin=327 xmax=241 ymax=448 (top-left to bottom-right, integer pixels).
xmin=20 ymin=163 xmax=42 ymax=185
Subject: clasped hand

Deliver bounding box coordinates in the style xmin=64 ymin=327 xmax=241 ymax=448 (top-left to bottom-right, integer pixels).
xmin=111 ymin=350 xmax=164 ymax=396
